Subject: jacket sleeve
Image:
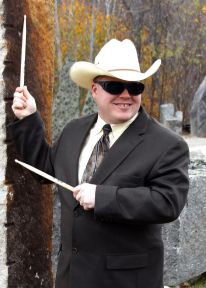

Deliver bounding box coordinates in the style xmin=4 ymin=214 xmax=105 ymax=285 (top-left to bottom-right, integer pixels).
xmin=94 ymin=137 xmax=190 ymax=224
xmin=8 ymin=112 xmax=58 ymax=178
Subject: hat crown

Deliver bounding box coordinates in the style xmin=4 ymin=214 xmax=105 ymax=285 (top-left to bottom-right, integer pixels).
xmin=94 ymin=39 xmax=141 ymax=73
xmin=69 ymin=38 xmax=161 ymax=89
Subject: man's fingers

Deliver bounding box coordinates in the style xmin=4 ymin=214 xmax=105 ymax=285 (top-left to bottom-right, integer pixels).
xmin=13 ymin=97 xmax=27 ymax=109
xmin=73 ymin=183 xmax=96 ymax=210
xmin=23 ymin=86 xmax=30 ymax=99
xmin=12 ymin=86 xmax=37 ymax=119
xmin=15 ymin=86 xmax=29 ymax=99
xmin=12 ymin=103 xmax=24 ymax=110
xmin=13 ymin=94 xmax=27 ymax=103
xmin=73 ymin=186 xmax=80 ymax=197
xmin=80 ymin=199 xmax=84 ymax=206
xmin=13 ymin=92 xmax=27 ymax=103
xmin=76 ymin=192 xmax=82 ymax=202
xmin=15 ymin=87 xmax=24 ymax=93
xmin=73 ymin=186 xmax=82 ymax=202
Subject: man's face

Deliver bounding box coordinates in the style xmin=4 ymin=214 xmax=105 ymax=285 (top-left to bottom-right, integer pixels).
xmin=91 ymin=76 xmax=142 ymax=124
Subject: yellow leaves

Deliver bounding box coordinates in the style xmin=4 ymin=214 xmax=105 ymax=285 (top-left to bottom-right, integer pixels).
xmin=57 ymin=0 xmax=131 ymax=63
xmin=165 ymin=49 xmax=174 ymax=59
xmin=202 ymin=4 xmax=206 ymax=14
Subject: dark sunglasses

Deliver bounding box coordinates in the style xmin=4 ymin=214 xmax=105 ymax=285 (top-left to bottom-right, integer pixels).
xmin=94 ymin=80 xmax=144 ymax=96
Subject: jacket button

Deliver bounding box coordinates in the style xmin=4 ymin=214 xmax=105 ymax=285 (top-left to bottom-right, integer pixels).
xmin=72 ymin=247 xmax=78 ymax=254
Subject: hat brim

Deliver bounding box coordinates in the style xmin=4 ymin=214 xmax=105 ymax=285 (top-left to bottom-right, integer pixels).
xmin=69 ymin=59 xmax=161 ymax=90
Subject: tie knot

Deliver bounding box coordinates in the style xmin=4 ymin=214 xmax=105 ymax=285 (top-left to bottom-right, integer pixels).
xmin=103 ymin=124 xmax=112 ymax=136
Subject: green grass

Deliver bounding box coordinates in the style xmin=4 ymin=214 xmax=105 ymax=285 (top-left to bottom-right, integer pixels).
xmin=190 ymin=277 xmax=206 ymax=287
xmin=168 ymin=274 xmax=206 ymax=288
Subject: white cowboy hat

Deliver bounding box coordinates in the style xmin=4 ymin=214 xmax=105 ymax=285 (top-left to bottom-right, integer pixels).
xmin=70 ymin=39 xmax=161 ymax=90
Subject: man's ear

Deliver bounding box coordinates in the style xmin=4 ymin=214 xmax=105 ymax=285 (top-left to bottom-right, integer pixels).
xmin=91 ymin=83 xmax=97 ymax=100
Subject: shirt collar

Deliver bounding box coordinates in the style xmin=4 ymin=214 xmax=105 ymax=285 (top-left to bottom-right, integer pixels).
xmin=110 ymin=113 xmax=138 ymax=139
xmin=92 ymin=116 xmax=107 ymax=135
xmin=92 ymin=112 xmax=139 ymax=137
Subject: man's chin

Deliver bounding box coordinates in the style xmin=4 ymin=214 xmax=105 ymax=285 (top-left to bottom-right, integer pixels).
xmin=110 ymin=113 xmax=134 ymax=124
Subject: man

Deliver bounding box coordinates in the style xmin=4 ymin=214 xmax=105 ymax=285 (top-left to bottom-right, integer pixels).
xmin=11 ymin=39 xmax=189 ymax=288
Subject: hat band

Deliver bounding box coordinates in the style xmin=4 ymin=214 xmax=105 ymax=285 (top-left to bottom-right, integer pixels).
xmin=108 ymin=68 xmax=141 ymax=73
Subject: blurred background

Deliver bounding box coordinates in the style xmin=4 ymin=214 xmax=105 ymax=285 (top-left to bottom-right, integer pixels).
xmin=54 ymin=0 xmax=206 ymax=128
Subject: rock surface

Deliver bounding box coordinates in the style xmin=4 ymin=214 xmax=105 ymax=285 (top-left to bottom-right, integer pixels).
xmin=82 ymin=91 xmax=97 ymax=115
xmin=0 ymin=2 xmax=8 ymax=287
xmin=51 ymin=58 xmax=81 ymax=275
xmin=52 ymin=59 xmax=80 ymax=142
xmin=160 ymin=103 xmax=175 ymax=124
xmin=190 ymin=76 xmax=206 ymax=137
xmin=160 ymin=103 xmax=183 ymax=134
xmin=0 ymin=190 xmax=7 ymax=288
xmin=163 ymin=137 xmax=206 ymax=286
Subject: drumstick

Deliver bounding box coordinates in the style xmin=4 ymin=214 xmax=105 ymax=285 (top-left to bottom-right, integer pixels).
xmin=20 ymin=15 xmax=27 ymax=88
xmin=15 ymin=159 xmax=75 ymax=192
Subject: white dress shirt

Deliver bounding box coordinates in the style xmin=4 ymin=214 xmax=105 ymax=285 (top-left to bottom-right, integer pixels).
xmin=78 ymin=113 xmax=138 ymax=183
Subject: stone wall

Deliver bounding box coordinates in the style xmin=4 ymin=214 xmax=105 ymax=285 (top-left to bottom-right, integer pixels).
xmin=0 ymin=0 xmax=8 ymax=286
xmin=0 ymin=191 xmax=7 ymax=287
xmin=163 ymin=178 xmax=206 ymax=285
xmin=163 ymin=137 xmax=206 ymax=286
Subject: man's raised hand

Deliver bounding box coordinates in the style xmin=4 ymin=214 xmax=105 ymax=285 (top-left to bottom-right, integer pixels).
xmin=12 ymin=86 xmax=37 ymax=119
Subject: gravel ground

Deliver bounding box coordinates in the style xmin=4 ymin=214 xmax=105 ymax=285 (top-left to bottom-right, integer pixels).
xmin=184 ymin=136 xmax=206 ymax=149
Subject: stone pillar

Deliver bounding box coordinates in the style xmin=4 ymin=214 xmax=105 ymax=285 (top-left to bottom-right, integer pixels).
xmin=0 ymin=0 xmax=8 ymax=286
xmin=190 ymin=76 xmax=206 ymax=137
xmin=163 ymin=138 xmax=206 ymax=286
xmin=1 ymin=1 xmax=55 ymax=287
xmin=160 ymin=103 xmax=183 ymax=134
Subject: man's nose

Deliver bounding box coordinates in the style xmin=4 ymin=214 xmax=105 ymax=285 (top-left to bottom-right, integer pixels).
xmin=119 ymin=89 xmax=131 ymax=97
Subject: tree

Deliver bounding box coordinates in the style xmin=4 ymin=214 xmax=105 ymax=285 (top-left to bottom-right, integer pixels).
xmin=55 ymin=0 xmax=206 ymax=125
xmin=55 ymin=0 xmax=63 ymax=72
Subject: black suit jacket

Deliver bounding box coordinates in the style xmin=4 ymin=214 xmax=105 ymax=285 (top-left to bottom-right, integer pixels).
xmin=10 ymin=107 xmax=189 ymax=288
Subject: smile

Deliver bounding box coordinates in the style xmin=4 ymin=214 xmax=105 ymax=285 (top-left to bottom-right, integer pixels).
xmin=114 ymin=103 xmax=132 ymax=108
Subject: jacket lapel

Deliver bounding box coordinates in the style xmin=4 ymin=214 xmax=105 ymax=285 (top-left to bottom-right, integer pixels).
xmin=68 ymin=113 xmax=98 ymax=187
xmin=91 ymin=107 xmax=150 ymax=184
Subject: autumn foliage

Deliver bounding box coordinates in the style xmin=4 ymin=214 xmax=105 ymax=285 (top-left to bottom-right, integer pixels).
xmin=56 ymin=0 xmax=206 ymax=125
xmin=57 ymin=0 xmax=131 ymax=63
xmin=138 ymin=0 xmax=206 ymax=122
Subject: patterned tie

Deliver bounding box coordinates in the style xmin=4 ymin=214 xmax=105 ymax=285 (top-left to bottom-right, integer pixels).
xmin=81 ymin=124 xmax=112 ymax=183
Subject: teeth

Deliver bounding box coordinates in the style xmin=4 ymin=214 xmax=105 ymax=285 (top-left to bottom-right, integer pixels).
xmin=116 ymin=104 xmax=131 ymax=107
